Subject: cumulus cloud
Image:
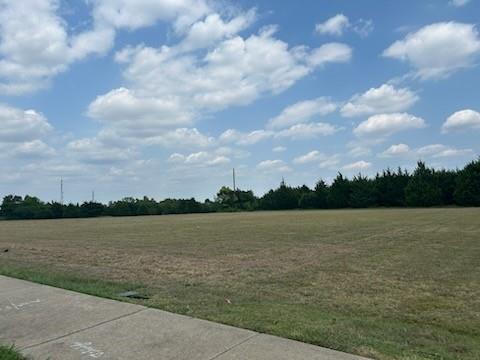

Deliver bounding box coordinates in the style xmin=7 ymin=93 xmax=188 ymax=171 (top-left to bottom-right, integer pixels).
xmin=67 ymin=138 xmax=137 ymax=164
xmin=90 ymin=0 xmax=211 ymax=32
xmin=417 ymin=144 xmax=473 ymax=158
xmin=0 ymin=0 xmax=221 ymax=94
xmin=145 ymin=128 xmax=214 ymax=148
xmin=256 ymin=159 xmax=291 ymax=173
xmin=275 ymin=122 xmax=340 ymax=140
xmin=115 ymin=30 xmax=351 ymax=111
xmin=178 ymin=10 xmax=256 ymax=51
xmin=219 ymin=129 xmax=274 ymax=146
xmin=380 ymin=143 xmax=473 ymax=159
xmin=0 ymin=104 xmax=52 ymax=142
xmin=267 ymin=97 xmax=337 ymax=129
xmin=450 ymin=0 xmax=470 ymax=7
xmin=220 ymin=122 xmax=340 ymax=147
xmin=272 ymin=146 xmax=287 ymax=153
xmin=342 ymin=160 xmax=372 ymax=171
xmin=380 ymin=143 xmax=411 ymax=157
xmin=354 ymin=113 xmax=426 ymax=139
xmin=8 ymin=140 xmax=56 ymax=159
xmin=307 ymin=43 xmax=352 ymax=67
xmin=293 ymin=150 xmax=340 ymax=168
xmin=293 ymin=150 xmax=324 ymax=164
xmin=315 ymin=14 xmax=373 ymax=38
xmin=348 ymin=146 xmax=372 ymax=158
xmin=341 ymin=84 xmax=419 ymax=117
xmin=315 ymin=14 xmax=350 ymax=36
xmin=89 ymin=24 xmax=351 ymax=142
xmin=383 ymin=22 xmax=480 ymax=80
xmin=0 ymin=103 xmax=57 ymax=161
xmin=0 ymin=0 xmax=114 ymax=94
xmin=292 ymin=151 xmax=341 ymax=169
xmin=87 ymin=88 xmax=193 ymax=138
xmin=168 ymin=151 xmax=230 ymax=167
xmin=442 ymin=109 xmax=480 ymax=133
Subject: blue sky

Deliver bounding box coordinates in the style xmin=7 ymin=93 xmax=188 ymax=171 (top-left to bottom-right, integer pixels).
xmin=0 ymin=0 xmax=479 ymax=203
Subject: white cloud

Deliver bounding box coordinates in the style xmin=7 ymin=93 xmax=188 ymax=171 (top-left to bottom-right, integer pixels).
xmin=380 ymin=143 xmax=473 ymax=159
xmin=450 ymin=0 xmax=470 ymax=7
xmin=442 ymin=109 xmax=480 ymax=133
xmin=341 ymin=84 xmax=419 ymax=117
xmin=90 ymin=0 xmax=211 ymax=32
xmin=256 ymin=159 xmax=291 ymax=173
xmin=380 ymin=143 xmax=411 ymax=157
xmin=0 ymin=0 xmax=225 ymax=95
xmin=348 ymin=146 xmax=372 ymax=158
xmin=7 ymin=140 xmax=56 ymax=159
xmin=220 ymin=121 xmax=340 ymax=147
xmin=315 ymin=15 xmax=373 ymax=38
xmin=219 ymin=129 xmax=274 ymax=146
xmin=315 ymin=14 xmax=350 ymax=36
xmin=383 ymin=22 xmax=480 ymax=80
xmin=354 ymin=113 xmax=426 ymax=138
xmin=293 ymin=150 xmax=324 ymax=164
xmin=116 ymin=31 xmax=351 ymax=111
xmin=307 ymin=43 xmax=352 ymax=67
xmin=342 ymin=160 xmax=372 ymax=171
xmin=214 ymin=146 xmax=250 ymax=159
xmin=87 ymin=88 xmax=193 ymax=138
xmin=168 ymin=151 xmax=230 ymax=167
xmin=275 ymin=122 xmax=339 ymax=140
xmin=319 ymin=156 xmax=341 ymax=169
xmin=272 ymin=146 xmax=287 ymax=153
xmin=352 ymin=19 xmax=374 ymax=38
xmin=0 ymin=104 xmax=52 ymax=143
xmin=0 ymin=0 xmax=114 ymax=94
xmin=178 ymin=10 xmax=256 ymax=51
xmin=90 ymin=25 xmax=351 ymax=142
xmin=293 ymin=151 xmax=341 ymax=168
xmin=146 ymin=128 xmax=214 ymax=148
xmin=267 ymin=97 xmax=337 ymax=129
xmin=67 ymin=138 xmax=136 ymax=164
xmin=417 ymin=144 xmax=473 ymax=158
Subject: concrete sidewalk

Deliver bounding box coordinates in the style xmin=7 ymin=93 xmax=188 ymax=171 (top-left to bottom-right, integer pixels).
xmin=0 ymin=276 xmax=370 ymax=360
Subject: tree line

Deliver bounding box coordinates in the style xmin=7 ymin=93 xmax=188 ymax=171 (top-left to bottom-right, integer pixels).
xmin=1 ymin=159 xmax=479 ymax=220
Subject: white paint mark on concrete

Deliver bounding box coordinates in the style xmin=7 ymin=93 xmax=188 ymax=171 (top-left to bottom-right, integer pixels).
xmin=71 ymin=342 xmax=105 ymax=358
xmin=0 ymin=299 xmax=41 ymax=312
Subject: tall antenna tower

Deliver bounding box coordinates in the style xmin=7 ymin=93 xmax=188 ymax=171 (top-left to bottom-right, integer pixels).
xmin=232 ymin=168 xmax=236 ymax=192
xmin=60 ymin=178 xmax=64 ymax=205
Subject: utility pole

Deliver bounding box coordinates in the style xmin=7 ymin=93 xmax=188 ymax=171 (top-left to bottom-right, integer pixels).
xmin=60 ymin=178 xmax=64 ymax=205
xmin=92 ymin=190 xmax=95 ymax=203
xmin=232 ymin=168 xmax=236 ymax=192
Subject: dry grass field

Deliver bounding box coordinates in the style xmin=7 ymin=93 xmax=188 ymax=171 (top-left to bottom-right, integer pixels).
xmin=1 ymin=209 xmax=479 ymax=360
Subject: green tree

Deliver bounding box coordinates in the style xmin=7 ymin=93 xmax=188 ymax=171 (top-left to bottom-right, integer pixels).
xmin=350 ymin=175 xmax=376 ymax=208
xmin=328 ymin=173 xmax=351 ymax=208
xmin=405 ymin=162 xmax=442 ymax=207
xmin=454 ymin=158 xmax=480 ymax=206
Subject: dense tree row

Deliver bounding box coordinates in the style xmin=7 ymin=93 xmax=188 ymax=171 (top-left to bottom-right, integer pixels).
xmin=1 ymin=159 xmax=479 ymax=220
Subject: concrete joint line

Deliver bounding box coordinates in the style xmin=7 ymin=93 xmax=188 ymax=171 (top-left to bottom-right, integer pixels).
xmin=19 ymin=308 xmax=147 ymax=351
xmin=208 ymin=333 xmax=260 ymax=360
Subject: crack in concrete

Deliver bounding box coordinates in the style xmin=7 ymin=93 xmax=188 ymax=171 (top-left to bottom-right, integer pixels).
xmin=208 ymin=333 xmax=260 ymax=360
xmin=20 ymin=307 xmax=147 ymax=351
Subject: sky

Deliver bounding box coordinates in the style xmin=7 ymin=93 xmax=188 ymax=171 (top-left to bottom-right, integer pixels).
xmin=0 ymin=0 xmax=479 ymax=203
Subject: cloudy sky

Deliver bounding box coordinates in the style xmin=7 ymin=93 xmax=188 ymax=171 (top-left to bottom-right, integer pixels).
xmin=1 ymin=0 xmax=479 ymax=203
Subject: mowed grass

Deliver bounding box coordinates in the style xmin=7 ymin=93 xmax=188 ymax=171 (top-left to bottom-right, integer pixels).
xmin=1 ymin=209 xmax=479 ymax=360
xmin=0 ymin=345 xmax=29 ymax=360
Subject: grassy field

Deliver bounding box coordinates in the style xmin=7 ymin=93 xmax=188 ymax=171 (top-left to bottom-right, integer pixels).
xmin=0 ymin=209 xmax=479 ymax=360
